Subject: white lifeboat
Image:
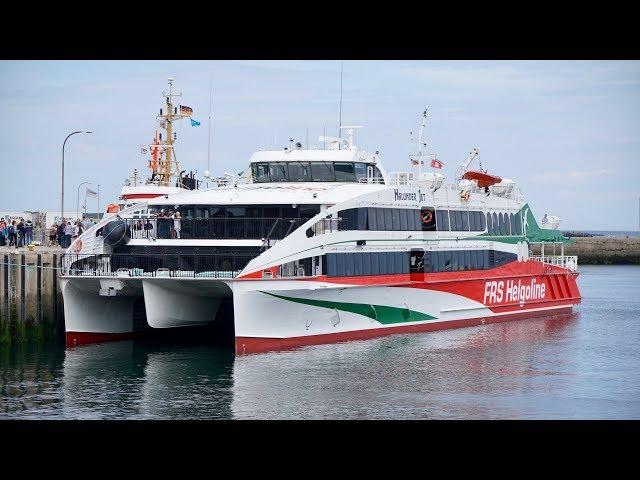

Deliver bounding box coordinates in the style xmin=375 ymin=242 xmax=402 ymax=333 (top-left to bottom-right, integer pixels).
xmin=417 ymin=172 xmax=444 ymax=191
xmin=490 ymin=178 xmax=516 ymax=196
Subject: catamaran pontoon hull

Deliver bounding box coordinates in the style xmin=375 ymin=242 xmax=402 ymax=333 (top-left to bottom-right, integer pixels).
xmin=62 ymin=258 xmax=579 ymax=353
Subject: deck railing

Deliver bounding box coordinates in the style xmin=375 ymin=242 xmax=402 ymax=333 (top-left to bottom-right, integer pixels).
xmin=60 ymin=253 xmax=256 ymax=278
xmin=530 ymin=255 xmax=578 ymax=272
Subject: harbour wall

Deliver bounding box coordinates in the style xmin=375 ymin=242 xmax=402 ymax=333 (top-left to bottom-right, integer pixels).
xmin=0 ymin=250 xmax=63 ymax=344
xmin=0 ymin=236 xmax=639 ymax=344
xmin=531 ymin=237 xmax=640 ymax=265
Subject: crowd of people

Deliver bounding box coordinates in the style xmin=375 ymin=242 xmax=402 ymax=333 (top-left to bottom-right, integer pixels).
xmin=0 ymin=218 xmax=34 ymax=247
xmin=0 ymin=217 xmax=88 ymax=249
xmin=48 ymin=219 xmax=85 ymax=248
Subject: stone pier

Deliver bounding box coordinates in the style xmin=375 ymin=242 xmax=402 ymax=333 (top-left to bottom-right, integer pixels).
xmin=0 ymin=248 xmax=63 ymax=344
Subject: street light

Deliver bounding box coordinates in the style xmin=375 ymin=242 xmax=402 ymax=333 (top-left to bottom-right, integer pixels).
xmin=61 ymin=130 xmax=92 ymax=221
xmin=76 ymin=182 xmax=91 ymax=221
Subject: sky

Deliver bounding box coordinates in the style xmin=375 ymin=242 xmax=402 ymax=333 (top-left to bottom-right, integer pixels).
xmin=0 ymin=60 xmax=638 ymax=231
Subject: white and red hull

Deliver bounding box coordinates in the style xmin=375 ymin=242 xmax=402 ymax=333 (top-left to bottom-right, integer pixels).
xmin=61 ymin=258 xmax=580 ymax=353
xmin=231 ymin=259 xmax=580 ymax=354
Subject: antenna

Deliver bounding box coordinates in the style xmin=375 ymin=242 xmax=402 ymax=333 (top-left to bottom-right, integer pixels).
xmin=338 ymin=60 xmax=344 ymax=150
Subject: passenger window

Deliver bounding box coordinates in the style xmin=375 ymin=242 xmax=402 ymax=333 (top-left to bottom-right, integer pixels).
xmin=371 ymin=252 xmax=380 ymax=275
xmin=515 ymin=212 xmax=522 ymax=235
xmin=391 ymin=209 xmax=401 ymax=231
xmin=345 ymin=253 xmax=355 ymax=276
xmin=384 ymin=209 xmax=393 ymax=230
xmin=461 ymin=211 xmax=469 ymax=231
xmin=399 ymin=209 xmax=408 ymax=231
xmin=368 ymin=207 xmax=378 ymax=230
xmin=354 ymin=252 xmax=363 ymax=276
xmin=492 ymin=213 xmax=498 ymax=234
xmin=443 ymin=252 xmax=452 ymax=272
xmin=469 ymin=211 xmax=477 ymax=231
xmin=363 ymin=252 xmax=372 ymax=275
xmin=376 ymin=208 xmax=386 ymax=231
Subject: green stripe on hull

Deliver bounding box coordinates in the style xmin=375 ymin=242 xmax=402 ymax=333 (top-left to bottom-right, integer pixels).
xmin=261 ymin=291 xmax=436 ymax=325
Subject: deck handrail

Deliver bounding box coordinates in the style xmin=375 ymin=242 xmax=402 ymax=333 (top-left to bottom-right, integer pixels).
xmin=530 ymin=255 xmax=578 ymax=272
xmin=60 ymin=252 xmax=256 ymax=278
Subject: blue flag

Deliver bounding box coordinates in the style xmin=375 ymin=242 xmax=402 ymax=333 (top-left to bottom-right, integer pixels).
xmin=190 ymin=118 xmax=201 ymax=127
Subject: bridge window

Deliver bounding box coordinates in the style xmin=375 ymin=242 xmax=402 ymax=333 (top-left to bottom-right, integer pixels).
xmin=310 ymin=162 xmax=335 ymax=182
xmin=334 ymin=162 xmax=356 ymax=182
xmin=287 ymin=162 xmax=311 ymax=182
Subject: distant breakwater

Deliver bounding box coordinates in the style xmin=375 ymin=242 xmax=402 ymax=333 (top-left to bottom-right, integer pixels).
xmin=533 ymin=237 xmax=640 ymax=265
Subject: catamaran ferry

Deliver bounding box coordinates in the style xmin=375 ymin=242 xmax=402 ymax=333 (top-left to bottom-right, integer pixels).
xmin=60 ymin=107 xmax=581 ymax=354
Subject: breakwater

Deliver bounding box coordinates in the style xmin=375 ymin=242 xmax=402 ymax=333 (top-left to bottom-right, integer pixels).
xmin=531 ymin=237 xmax=640 ymax=265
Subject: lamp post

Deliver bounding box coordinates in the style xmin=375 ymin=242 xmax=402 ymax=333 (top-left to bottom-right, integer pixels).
xmin=61 ymin=130 xmax=92 ymax=221
xmin=76 ymin=182 xmax=90 ymax=221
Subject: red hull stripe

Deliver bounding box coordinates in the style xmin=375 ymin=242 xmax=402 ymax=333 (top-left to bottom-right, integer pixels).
xmin=121 ymin=193 xmax=164 ymax=199
xmin=66 ymin=331 xmax=139 ymax=348
xmin=235 ymin=304 xmax=575 ymax=355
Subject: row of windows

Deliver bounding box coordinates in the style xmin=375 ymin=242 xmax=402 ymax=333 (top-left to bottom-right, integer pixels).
xmin=412 ymin=249 xmax=518 ymax=273
xmin=336 ymin=207 xmax=519 ymax=234
xmin=326 ymin=251 xmax=409 ymax=277
xmin=435 ymin=210 xmax=487 ymax=232
xmin=277 ymin=248 xmax=518 ymax=278
xmin=251 ymin=161 xmax=384 ymax=184
xmin=149 ymin=204 xmax=321 ymax=220
xmin=487 ymin=212 xmax=522 ymax=236
xmin=338 ymin=208 xmax=424 ymax=232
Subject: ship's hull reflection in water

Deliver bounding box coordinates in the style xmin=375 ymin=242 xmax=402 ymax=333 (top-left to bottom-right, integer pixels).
xmin=55 ymin=311 xmax=578 ymax=419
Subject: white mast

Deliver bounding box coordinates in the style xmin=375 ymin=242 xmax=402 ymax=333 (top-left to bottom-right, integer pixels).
xmin=410 ymin=109 xmax=428 ymax=179
xmin=338 ymin=60 xmax=344 ymax=150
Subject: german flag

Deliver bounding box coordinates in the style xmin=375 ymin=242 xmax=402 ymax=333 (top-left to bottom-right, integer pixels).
xmin=179 ymin=105 xmax=193 ymax=116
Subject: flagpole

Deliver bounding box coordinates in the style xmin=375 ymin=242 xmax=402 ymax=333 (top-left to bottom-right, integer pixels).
xmin=76 ymin=182 xmax=90 ymax=221
xmin=97 ymin=184 xmax=100 ymax=218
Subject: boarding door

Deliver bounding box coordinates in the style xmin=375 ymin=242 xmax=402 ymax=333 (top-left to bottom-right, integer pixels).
xmin=410 ymin=249 xmax=425 ymax=281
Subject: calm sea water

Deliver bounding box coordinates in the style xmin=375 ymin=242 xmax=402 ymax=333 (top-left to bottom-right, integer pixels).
xmin=1 ymin=265 xmax=639 ymax=419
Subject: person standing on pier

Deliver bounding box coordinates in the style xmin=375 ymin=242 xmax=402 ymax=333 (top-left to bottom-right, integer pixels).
xmin=0 ymin=218 xmax=6 ymax=246
xmin=64 ymin=221 xmax=73 ymax=249
xmin=16 ymin=219 xmax=26 ymax=247
xmin=57 ymin=220 xmax=65 ymax=248
xmin=25 ymin=220 xmax=33 ymax=246
xmin=8 ymin=221 xmax=17 ymax=247
xmin=49 ymin=222 xmax=58 ymax=247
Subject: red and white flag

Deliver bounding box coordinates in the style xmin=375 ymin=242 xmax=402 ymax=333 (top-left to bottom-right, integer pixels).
xmin=430 ymin=158 xmax=444 ymax=169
